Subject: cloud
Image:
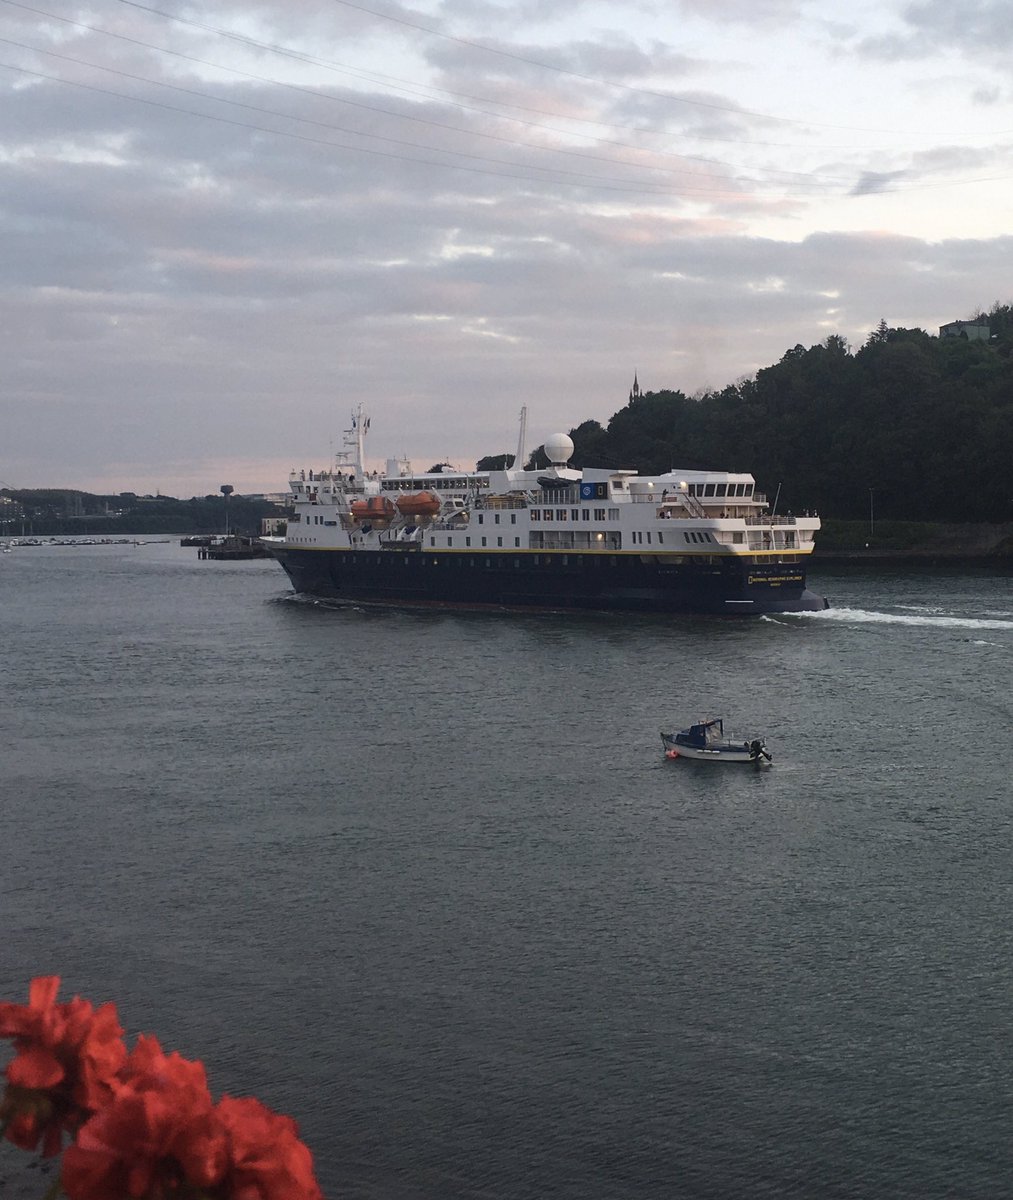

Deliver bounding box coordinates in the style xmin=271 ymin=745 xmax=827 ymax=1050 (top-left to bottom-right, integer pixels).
xmin=654 ymin=0 xmax=804 ymax=29
xmin=901 ymin=0 xmax=1013 ymax=49
xmin=850 ymin=168 xmax=910 ymax=195
xmin=3 ymin=0 xmax=1013 ymax=493
xmin=859 ymin=0 xmax=1013 ymax=60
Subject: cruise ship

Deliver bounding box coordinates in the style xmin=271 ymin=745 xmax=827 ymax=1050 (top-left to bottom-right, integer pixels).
xmin=263 ymin=406 xmax=828 ymax=615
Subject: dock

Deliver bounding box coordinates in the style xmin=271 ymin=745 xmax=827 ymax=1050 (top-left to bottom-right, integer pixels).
xmin=194 ymin=535 xmax=269 ymax=560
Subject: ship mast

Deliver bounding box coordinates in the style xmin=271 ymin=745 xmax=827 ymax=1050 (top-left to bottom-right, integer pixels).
xmin=514 ymin=406 xmax=527 ymax=471
xmin=342 ymin=404 xmax=369 ymax=480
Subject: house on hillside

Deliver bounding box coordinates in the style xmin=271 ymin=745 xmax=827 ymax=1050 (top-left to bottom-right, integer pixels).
xmin=939 ymin=319 xmax=990 ymax=341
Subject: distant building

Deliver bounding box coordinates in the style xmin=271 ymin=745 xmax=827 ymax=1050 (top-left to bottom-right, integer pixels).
xmin=940 ymin=319 xmax=990 ymax=341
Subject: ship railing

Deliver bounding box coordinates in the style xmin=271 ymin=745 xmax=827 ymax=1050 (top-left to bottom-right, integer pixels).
xmin=475 ymin=494 xmax=529 ymax=510
xmin=746 ymin=531 xmax=800 ymax=550
xmin=744 ymin=513 xmax=798 ymax=526
xmin=658 ymin=506 xmax=760 ymax=522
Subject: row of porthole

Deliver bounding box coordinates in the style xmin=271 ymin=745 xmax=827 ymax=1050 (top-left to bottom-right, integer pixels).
xmin=335 ymin=553 xmax=738 ymax=569
xmin=338 ymin=553 xmax=623 ymax=568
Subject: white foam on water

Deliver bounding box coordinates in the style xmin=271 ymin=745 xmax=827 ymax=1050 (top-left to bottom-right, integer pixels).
xmin=791 ymin=605 xmax=1013 ymax=631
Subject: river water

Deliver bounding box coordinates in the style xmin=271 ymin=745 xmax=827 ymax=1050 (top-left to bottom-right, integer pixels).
xmin=3 ymin=542 xmax=1013 ymax=1198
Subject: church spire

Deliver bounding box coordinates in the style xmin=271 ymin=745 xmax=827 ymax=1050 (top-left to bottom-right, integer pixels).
xmin=629 ymin=371 xmax=641 ymax=403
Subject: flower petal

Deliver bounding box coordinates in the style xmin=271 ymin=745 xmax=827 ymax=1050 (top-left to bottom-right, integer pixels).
xmin=8 ymin=1045 xmax=65 ymax=1089
xmin=29 ymin=976 xmax=62 ymax=1010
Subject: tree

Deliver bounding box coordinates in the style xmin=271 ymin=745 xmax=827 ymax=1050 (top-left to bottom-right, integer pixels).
xmin=866 ymin=318 xmax=889 ymax=346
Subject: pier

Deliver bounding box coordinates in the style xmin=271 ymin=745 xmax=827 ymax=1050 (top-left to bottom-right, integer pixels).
xmin=193 ymin=535 xmax=269 ymax=560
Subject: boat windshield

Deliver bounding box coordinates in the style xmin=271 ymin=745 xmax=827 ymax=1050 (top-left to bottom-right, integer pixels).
xmin=684 ymin=719 xmax=724 ymax=747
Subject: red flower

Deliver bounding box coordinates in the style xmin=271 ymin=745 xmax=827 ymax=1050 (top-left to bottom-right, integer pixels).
xmin=0 ymin=976 xmax=126 ymax=1156
xmin=216 ymin=1096 xmax=322 ymax=1200
xmin=61 ymin=1036 xmax=228 ymax=1200
xmin=3 ymin=980 xmax=322 ymax=1200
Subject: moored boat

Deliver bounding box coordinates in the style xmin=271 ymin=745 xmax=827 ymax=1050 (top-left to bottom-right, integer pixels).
xmin=262 ymin=404 xmax=829 ymax=616
xmin=661 ymin=720 xmax=772 ymax=764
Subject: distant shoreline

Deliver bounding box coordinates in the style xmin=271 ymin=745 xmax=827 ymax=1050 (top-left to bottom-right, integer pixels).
xmin=814 ymin=553 xmax=1013 ymax=566
xmin=816 ymin=519 xmax=1013 ymax=564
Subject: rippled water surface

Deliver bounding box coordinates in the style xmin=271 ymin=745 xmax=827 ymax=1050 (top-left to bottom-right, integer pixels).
xmin=3 ymin=543 xmax=1013 ymax=1198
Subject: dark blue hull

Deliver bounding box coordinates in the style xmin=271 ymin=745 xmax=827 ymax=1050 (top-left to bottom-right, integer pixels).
xmin=268 ymin=546 xmax=828 ymax=615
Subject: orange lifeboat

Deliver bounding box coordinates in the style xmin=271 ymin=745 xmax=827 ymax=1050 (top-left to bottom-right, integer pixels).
xmin=395 ymin=491 xmax=441 ymax=518
xmin=349 ymin=496 xmax=396 ymax=524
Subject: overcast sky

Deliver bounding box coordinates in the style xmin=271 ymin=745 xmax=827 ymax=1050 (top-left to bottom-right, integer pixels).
xmin=3 ymin=0 xmax=1012 ymax=495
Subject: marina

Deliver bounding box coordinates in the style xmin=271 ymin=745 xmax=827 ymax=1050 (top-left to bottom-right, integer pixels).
xmin=1 ymin=536 xmax=170 ymax=548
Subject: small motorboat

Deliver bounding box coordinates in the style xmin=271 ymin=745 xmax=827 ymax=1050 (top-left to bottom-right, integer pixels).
xmin=661 ymin=718 xmax=771 ymax=764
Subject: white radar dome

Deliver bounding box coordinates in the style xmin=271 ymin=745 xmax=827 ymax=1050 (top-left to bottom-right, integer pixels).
xmin=544 ymin=433 xmax=574 ymax=465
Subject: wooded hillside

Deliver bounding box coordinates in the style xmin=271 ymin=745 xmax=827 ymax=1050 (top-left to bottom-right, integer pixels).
xmin=519 ymin=305 xmax=1013 ymax=523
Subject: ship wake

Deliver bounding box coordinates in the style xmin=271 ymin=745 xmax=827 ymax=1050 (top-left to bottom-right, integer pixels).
xmin=790 ymin=605 xmax=1013 ymax=631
